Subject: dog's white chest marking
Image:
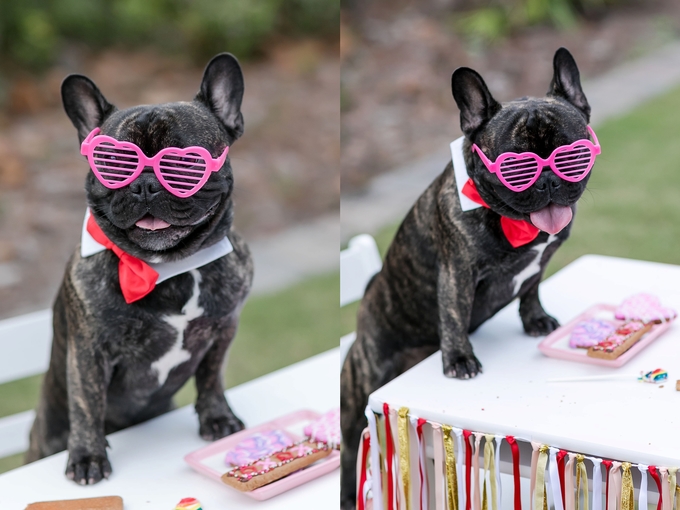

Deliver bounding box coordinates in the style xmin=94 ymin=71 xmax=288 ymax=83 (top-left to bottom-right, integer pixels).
xmin=152 ymin=269 xmax=203 ymax=386
xmin=512 ymin=235 xmax=557 ymax=295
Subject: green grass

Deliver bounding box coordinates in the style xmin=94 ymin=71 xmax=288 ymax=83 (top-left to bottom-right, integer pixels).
xmin=341 ymin=84 xmax=680 ymax=336
xmin=0 ymin=271 xmax=340 ymax=474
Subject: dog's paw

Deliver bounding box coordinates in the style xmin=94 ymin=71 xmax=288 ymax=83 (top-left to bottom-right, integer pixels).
xmin=522 ymin=313 xmax=560 ymax=337
xmin=199 ymin=412 xmax=245 ymax=441
xmin=443 ymin=353 xmax=482 ymax=379
xmin=65 ymin=452 xmax=111 ymax=485
xmin=341 ymin=494 xmax=357 ymax=510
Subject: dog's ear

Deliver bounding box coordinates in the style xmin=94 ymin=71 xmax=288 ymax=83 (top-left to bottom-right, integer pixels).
xmin=62 ymin=75 xmax=116 ymax=143
xmin=196 ymin=53 xmax=245 ymax=140
xmin=547 ymin=47 xmax=590 ymax=122
xmin=451 ymin=67 xmax=501 ymax=138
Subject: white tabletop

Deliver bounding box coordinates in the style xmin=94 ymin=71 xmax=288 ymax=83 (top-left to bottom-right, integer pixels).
xmin=369 ymin=255 xmax=680 ymax=466
xmin=0 ymin=349 xmax=340 ymax=509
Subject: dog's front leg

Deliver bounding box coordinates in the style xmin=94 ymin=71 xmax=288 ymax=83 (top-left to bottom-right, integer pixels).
xmin=194 ymin=315 xmax=245 ymax=441
xmin=65 ymin=330 xmax=112 ymax=485
xmin=519 ymin=275 xmax=559 ymax=336
xmin=438 ymin=262 xmax=482 ymax=379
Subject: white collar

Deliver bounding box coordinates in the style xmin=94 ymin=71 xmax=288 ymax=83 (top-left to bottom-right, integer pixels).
xmin=449 ymin=136 xmax=482 ymax=212
xmin=80 ymin=209 xmax=233 ymax=284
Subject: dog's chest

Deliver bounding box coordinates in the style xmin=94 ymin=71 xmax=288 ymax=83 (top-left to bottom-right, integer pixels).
xmin=470 ymin=235 xmax=559 ymax=330
xmin=151 ymin=268 xmax=204 ymax=386
xmin=509 ymin=234 xmax=558 ymax=295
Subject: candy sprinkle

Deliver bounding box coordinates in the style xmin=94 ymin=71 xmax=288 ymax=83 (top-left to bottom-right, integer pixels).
xmin=638 ymin=369 xmax=668 ymax=384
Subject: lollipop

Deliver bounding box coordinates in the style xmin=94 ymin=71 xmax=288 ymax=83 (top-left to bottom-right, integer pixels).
xmin=174 ymin=498 xmax=202 ymax=510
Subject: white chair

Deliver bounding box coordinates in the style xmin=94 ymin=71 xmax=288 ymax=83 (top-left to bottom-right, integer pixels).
xmin=339 ymin=234 xmax=382 ymax=366
xmin=0 ymin=309 xmax=52 ymax=458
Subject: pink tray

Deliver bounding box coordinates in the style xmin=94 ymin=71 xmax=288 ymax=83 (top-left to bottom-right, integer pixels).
xmin=537 ymin=303 xmax=673 ymax=367
xmin=184 ymin=409 xmax=340 ymax=500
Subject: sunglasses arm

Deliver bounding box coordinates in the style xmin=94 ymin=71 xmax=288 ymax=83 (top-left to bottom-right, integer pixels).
xmin=80 ymin=128 xmax=101 ymax=156
xmin=586 ymin=125 xmax=601 ymax=155
xmin=471 ymin=144 xmax=496 ymax=173
xmin=212 ymin=146 xmax=230 ymax=172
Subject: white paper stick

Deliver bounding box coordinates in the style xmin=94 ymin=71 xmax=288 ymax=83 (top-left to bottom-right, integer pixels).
xmin=547 ymin=374 xmax=636 ymax=383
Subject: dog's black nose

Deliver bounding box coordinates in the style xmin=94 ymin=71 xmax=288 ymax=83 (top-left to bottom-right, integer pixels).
xmin=129 ymin=171 xmax=163 ymax=201
xmin=535 ymin=170 xmax=561 ymax=192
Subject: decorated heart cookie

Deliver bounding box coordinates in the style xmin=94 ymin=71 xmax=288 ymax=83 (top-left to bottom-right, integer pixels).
xmin=224 ymin=429 xmax=294 ymax=467
xmin=615 ymin=293 xmax=677 ymax=323
xmin=569 ymin=319 xmax=616 ymax=348
xmin=304 ymin=407 xmax=340 ymax=449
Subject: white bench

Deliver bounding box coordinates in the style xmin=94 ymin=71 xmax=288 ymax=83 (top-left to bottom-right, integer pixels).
xmin=0 ymin=309 xmax=52 ymax=458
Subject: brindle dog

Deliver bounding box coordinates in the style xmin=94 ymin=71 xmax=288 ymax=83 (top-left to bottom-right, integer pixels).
xmin=26 ymin=54 xmax=253 ymax=485
xmin=341 ymin=48 xmax=594 ymax=508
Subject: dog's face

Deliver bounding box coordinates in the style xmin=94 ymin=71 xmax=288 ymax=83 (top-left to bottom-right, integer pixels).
xmin=62 ymin=54 xmax=245 ymax=262
xmin=452 ymin=48 xmax=592 ymax=235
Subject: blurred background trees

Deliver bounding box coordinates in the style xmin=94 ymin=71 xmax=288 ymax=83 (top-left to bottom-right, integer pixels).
xmin=0 ymin=0 xmax=338 ymax=71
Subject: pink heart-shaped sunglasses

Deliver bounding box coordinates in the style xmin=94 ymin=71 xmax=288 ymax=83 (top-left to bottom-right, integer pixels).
xmin=80 ymin=128 xmax=229 ymax=198
xmin=471 ymin=125 xmax=601 ymax=192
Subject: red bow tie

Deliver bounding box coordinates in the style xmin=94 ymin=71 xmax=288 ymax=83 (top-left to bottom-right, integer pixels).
xmin=461 ymin=179 xmax=539 ymax=248
xmin=86 ymin=214 xmax=159 ymax=303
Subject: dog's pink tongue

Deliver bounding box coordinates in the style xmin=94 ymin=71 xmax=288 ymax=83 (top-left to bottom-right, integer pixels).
xmin=135 ymin=216 xmax=171 ymax=231
xmin=529 ymin=204 xmax=573 ymax=235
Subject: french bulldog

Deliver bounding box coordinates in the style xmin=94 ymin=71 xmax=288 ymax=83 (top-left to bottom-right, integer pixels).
xmin=25 ymin=53 xmax=254 ymax=485
xmin=340 ymin=48 xmax=596 ymax=508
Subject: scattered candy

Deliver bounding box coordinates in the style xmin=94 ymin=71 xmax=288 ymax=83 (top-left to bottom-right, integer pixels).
xmin=638 ymin=368 xmax=668 ymax=384
xmin=175 ymin=498 xmax=202 ymax=510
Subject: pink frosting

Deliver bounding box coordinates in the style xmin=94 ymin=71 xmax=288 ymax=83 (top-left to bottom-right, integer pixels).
xmin=224 ymin=429 xmax=294 ymax=467
xmin=615 ymin=293 xmax=677 ymax=323
xmin=569 ymin=319 xmax=615 ymax=348
xmin=304 ymin=408 xmax=340 ymax=448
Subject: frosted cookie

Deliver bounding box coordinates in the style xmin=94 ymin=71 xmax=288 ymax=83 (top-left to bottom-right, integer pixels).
xmin=569 ymin=319 xmax=616 ymax=348
xmin=304 ymin=407 xmax=340 ymax=449
xmin=224 ymin=429 xmax=294 ymax=467
xmin=221 ymin=440 xmax=331 ymax=491
xmin=587 ymin=321 xmax=652 ymax=360
xmin=615 ymin=293 xmax=677 ymax=324
xmin=25 ymin=497 xmax=123 ymax=510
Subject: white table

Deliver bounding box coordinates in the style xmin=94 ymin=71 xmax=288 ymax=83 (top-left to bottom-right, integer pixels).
xmin=0 ymin=349 xmax=340 ymax=509
xmin=369 ymin=255 xmax=680 ymax=470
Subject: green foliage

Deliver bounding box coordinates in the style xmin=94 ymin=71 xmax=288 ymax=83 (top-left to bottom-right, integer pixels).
xmin=0 ymin=0 xmax=339 ymax=70
xmin=453 ymin=0 xmax=623 ymax=44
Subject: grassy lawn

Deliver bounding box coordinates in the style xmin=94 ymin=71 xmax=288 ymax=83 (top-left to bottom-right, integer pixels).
xmin=341 ymin=84 xmax=680 ymax=336
xmin=0 ymin=271 xmax=340 ymax=474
